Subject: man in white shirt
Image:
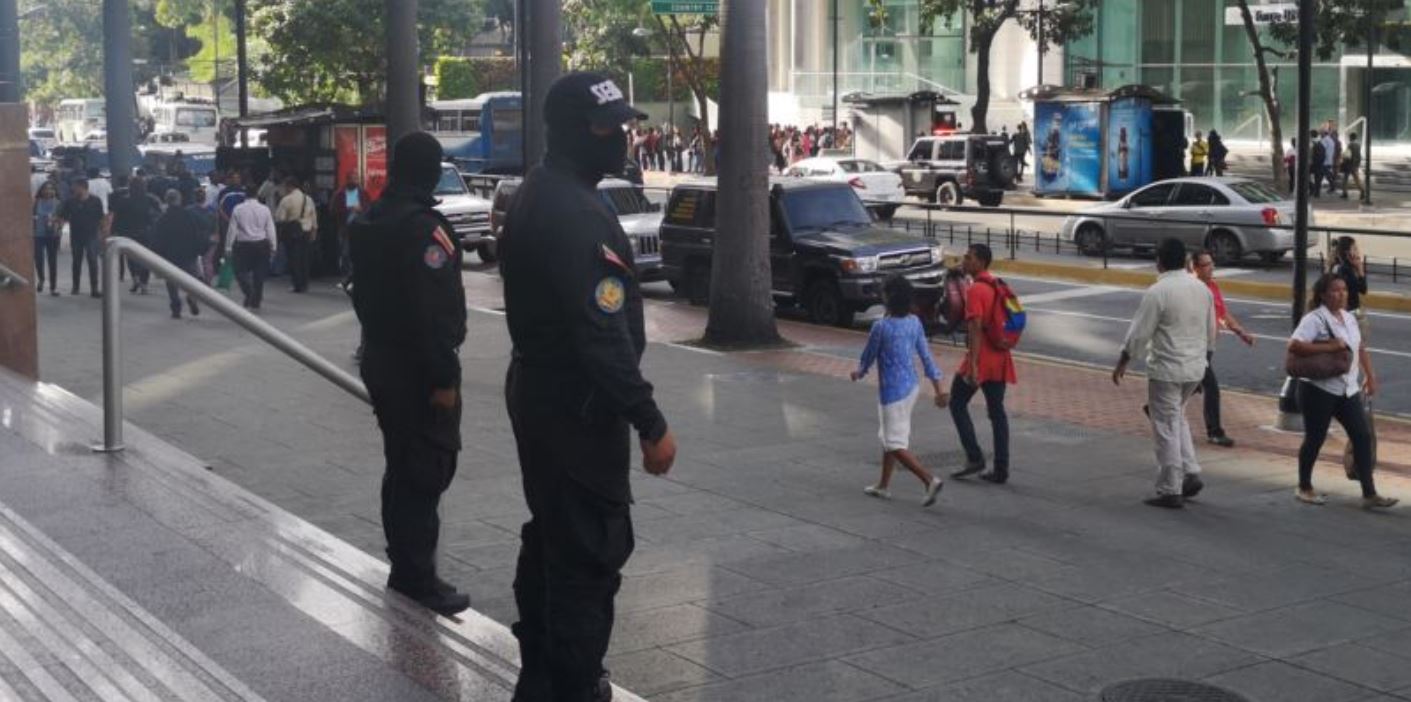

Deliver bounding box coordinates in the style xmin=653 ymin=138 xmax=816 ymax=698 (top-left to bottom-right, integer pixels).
xmin=274 ymin=176 xmax=318 ymax=293
xmin=226 ymin=191 xmax=277 ymax=310
xmin=1113 ymin=238 xmax=1217 ymax=509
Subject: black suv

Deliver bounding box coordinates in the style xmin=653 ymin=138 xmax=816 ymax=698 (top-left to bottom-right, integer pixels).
xmin=897 ymin=134 xmax=1015 ymax=207
xmin=659 ymin=179 xmax=945 ymax=327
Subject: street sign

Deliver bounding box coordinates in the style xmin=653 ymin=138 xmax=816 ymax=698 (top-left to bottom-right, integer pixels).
xmin=652 ymin=1 xmax=718 ymax=15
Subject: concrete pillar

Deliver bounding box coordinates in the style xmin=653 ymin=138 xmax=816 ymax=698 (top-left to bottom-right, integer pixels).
xmin=102 ymin=0 xmax=137 ymax=177
xmin=385 ymin=0 xmax=421 ymax=145
xmin=0 ymin=104 xmax=36 ymax=379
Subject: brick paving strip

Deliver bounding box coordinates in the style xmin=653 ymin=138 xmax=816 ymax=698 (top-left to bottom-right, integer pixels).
xmin=466 ymin=272 xmax=1411 ymax=477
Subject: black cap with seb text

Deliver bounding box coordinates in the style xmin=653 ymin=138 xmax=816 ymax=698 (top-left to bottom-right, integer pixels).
xmin=545 ymin=72 xmax=649 ymax=130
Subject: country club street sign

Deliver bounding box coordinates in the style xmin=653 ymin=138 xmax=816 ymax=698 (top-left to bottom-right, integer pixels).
xmin=652 ymin=0 xmax=718 ymax=14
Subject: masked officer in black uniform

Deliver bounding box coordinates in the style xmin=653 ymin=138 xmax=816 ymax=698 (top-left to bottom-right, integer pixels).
xmin=500 ymin=72 xmax=678 ymax=701
xmin=349 ymin=132 xmax=471 ymax=616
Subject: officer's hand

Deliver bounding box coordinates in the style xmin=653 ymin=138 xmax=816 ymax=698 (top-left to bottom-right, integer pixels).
xmin=642 ymin=430 xmax=677 ymax=476
xmin=430 ymin=387 xmax=459 ymax=412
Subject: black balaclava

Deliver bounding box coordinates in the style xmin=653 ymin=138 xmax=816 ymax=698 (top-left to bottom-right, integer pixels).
xmin=544 ymin=72 xmax=644 ymax=182
xmin=547 ymin=121 xmax=628 ymax=181
xmin=388 ymin=131 xmax=444 ymax=196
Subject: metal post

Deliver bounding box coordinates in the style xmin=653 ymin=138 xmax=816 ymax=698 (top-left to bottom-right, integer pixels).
xmin=99 ymin=242 xmax=124 ymax=452
xmin=517 ymin=0 xmax=529 ymax=171
xmin=102 ymin=0 xmax=138 ymax=177
xmin=0 ymin=0 xmax=19 ymax=103
xmin=385 ymin=0 xmax=421 ymax=145
xmin=668 ymin=51 xmax=675 ymax=132
xmin=1037 ymin=0 xmax=1045 ymax=87
xmin=1292 ymin=0 xmax=1313 ymax=329
xmin=524 ymin=0 xmax=561 ymax=168
xmin=1363 ymin=15 xmax=1374 ymax=206
xmin=831 ymin=0 xmax=839 ymax=134
xmin=235 ymin=0 xmax=249 ymax=147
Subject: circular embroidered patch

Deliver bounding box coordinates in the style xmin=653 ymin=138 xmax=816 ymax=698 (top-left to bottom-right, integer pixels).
xmin=595 ymin=277 xmax=626 ymax=314
xmin=424 ymin=244 xmax=448 ymax=270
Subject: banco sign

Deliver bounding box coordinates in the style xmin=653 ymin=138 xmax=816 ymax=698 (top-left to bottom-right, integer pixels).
xmin=1223 ymin=3 xmax=1298 ymax=25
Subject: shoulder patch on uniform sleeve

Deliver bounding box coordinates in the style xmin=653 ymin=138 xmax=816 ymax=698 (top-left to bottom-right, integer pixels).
xmin=424 ymin=244 xmax=449 ymax=270
xmin=595 ymin=276 xmax=626 ymax=314
xmin=432 ymin=226 xmax=456 ymax=256
xmin=600 ymin=243 xmax=631 ymax=272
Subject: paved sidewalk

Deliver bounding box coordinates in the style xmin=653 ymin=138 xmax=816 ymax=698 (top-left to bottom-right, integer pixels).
xmin=32 ymin=269 xmax=1411 ymax=701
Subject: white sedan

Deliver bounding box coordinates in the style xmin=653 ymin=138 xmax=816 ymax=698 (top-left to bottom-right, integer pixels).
xmin=786 ymin=157 xmax=905 ymax=219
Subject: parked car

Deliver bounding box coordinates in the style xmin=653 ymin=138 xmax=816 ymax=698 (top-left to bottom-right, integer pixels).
xmin=28 ymin=127 xmax=56 ymax=154
xmin=1060 ymin=177 xmax=1297 ymax=264
xmin=786 ymin=156 xmax=905 ymax=219
xmin=896 ymin=133 xmax=1014 ymax=207
xmin=432 ymin=163 xmax=494 ymax=262
xmin=487 ymin=176 xmax=663 ymax=280
xmin=659 ymin=179 xmax=945 ymax=327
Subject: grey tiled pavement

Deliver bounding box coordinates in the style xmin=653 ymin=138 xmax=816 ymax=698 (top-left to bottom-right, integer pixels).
xmin=33 ymin=270 xmax=1411 ymax=701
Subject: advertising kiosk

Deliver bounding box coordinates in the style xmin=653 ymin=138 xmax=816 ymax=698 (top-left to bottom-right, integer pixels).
xmin=844 ymin=91 xmax=962 ymax=165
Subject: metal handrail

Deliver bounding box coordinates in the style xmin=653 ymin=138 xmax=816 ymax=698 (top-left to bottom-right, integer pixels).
xmin=0 ymin=260 xmax=30 ymax=290
xmin=98 ymin=237 xmax=370 ymax=452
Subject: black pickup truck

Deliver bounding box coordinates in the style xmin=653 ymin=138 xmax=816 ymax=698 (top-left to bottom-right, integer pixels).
xmin=896 ymin=134 xmax=1015 ymax=207
xmin=659 ymin=179 xmax=945 ymax=328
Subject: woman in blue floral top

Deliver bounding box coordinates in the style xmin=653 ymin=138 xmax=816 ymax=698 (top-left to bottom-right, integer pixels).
xmin=851 ymin=276 xmax=948 ymax=506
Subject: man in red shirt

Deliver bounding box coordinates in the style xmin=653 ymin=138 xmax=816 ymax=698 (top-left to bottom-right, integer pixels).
xmin=950 ymin=244 xmax=1018 ymax=484
xmin=1192 ymin=251 xmax=1255 ymax=447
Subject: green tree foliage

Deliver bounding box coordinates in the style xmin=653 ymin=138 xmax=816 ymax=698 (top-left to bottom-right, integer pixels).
xmin=18 ymin=0 xmax=171 ymax=109
xmin=1267 ymin=0 xmax=1410 ymax=60
xmin=434 ymin=57 xmax=518 ymax=100
xmin=249 ymin=0 xmax=484 ymax=106
xmin=867 ymin=0 xmax=1098 ymax=133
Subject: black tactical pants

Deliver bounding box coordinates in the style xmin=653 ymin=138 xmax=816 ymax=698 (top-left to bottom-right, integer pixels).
xmin=506 ymin=364 xmax=634 ymax=702
xmin=366 ymin=366 xmax=461 ymax=590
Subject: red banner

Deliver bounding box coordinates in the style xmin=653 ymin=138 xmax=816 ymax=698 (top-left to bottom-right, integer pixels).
xmin=334 ymin=125 xmax=360 ymax=193
xmin=363 ymin=126 xmax=388 ymax=200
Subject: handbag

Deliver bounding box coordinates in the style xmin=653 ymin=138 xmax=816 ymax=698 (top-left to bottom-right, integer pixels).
xmin=215 ymin=258 xmax=235 ymax=290
xmin=1285 ymin=314 xmax=1352 ymax=380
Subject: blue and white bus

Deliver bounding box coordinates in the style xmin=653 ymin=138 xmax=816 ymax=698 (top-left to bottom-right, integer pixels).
xmin=429 ymin=92 xmax=523 ymax=175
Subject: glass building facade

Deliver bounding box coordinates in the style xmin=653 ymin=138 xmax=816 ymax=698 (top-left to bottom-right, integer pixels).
xmin=1066 ymin=0 xmax=1411 ymax=142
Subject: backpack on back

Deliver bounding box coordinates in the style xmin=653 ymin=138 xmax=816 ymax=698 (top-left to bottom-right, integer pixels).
xmin=977 ymin=277 xmax=1026 ymax=350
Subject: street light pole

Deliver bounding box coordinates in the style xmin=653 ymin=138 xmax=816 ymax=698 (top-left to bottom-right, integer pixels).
xmin=524 ymin=0 xmax=560 ymax=169
xmin=1292 ymin=0 xmax=1313 ymax=328
xmin=385 ymin=0 xmax=420 ymax=145
xmin=234 ymin=0 xmax=248 ymax=146
xmin=1037 ymin=0 xmax=1044 ymax=87
xmin=832 ymin=0 xmax=839 ymax=134
xmin=1363 ymin=13 xmax=1375 ymax=206
xmin=102 ymin=0 xmax=137 ymax=177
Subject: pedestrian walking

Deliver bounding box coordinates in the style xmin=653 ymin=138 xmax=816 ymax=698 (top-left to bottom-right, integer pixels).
xmin=187 ymin=186 xmax=219 ymax=282
xmin=275 ymin=177 xmax=318 ymax=293
xmin=1324 ymin=125 xmax=1342 ymax=195
xmin=851 ymin=275 xmax=947 ymax=506
xmin=54 ymin=178 xmax=105 ymax=298
xmin=1341 ymin=133 xmax=1364 ymax=199
xmin=1310 ymin=131 xmax=1328 ymax=197
xmin=500 ymin=72 xmax=677 ymax=701
xmin=150 ymin=189 xmax=206 ymax=320
xmin=1329 ymin=236 xmax=1370 ymax=339
xmin=349 ymin=131 xmax=472 ymax=616
xmin=1189 ymin=131 xmax=1208 ymax=176
xmin=1192 ymin=251 xmax=1256 ymax=447
xmin=1285 ymin=138 xmax=1298 ymax=195
xmin=32 ymin=181 xmax=61 ymax=296
xmin=225 ymin=189 xmax=276 ymax=311
xmin=331 ymin=174 xmax=368 ymax=277
xmin=1113 ymin=238 xmax=1216 ymax=509
xmin=1012 ymin=122 xmax=1031 ymax=182
xmin=217 ymin=171 xmax=248 ymax=270
xmin=1207 ymin=130 xmax=1228 ymax=177
xmin=950 ymin=244 xmax=1017 ymax=484
xmin=1288 ymin=274 xmax=1396 ymax=509
xmin=109 ymin=176 xmax=160 ymax=294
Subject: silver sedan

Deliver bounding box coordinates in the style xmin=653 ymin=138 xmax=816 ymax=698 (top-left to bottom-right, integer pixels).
xmin=1060 ymin=177 xmax=1298 ymax=264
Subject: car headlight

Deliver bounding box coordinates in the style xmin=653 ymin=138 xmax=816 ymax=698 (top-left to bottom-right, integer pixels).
xmin=841 ymin=256 xmax=879 ymax=274
xmin=930 ymin=245 xmax=944 ymax=264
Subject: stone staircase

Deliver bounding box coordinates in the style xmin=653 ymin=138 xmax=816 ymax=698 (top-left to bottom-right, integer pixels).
xmin=1223 ymin=142 xmax=1411 ymax=192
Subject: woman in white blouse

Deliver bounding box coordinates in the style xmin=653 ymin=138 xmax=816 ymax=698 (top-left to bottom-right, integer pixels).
xmin=1288 ymin=274 xmax=1396 ymax=509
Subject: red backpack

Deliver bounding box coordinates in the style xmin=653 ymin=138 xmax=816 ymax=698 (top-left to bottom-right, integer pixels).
xmin=976 ymin=277 xmax=1026 ymax=350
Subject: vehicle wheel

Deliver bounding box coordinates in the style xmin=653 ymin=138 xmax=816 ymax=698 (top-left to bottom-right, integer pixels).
xmin=476 ymin=241 xmax=498 ymax=264
xmin=687 ymin=262 xmax=710 ymax=307
xmin=977 ymin=192 xmax=1003 ymax=208
xmin=1075 ymin=223 xmax=1107 ymax=257
xmin=806 ymin=280 xmax=855 ymax=328
xmin=1259 ymin=251 xmax=1285 ymax=265
xmin=876 ymin=204 xmax=900 ymax=220
xmin=990 ymin=153 xmax=1017 ymax=189
xmin=1208 ymin=230 xmax=1243 ymax=265
xmin=934 ymin=182 xmax=961 ymax=207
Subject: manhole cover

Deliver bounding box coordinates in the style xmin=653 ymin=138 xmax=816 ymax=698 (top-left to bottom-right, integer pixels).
xmin=1101 ymin=679 xmax=1250 ymax=702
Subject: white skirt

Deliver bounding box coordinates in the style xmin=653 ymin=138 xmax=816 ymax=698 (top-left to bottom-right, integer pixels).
xmin=878 ymin=386 xmax=920 ymax=451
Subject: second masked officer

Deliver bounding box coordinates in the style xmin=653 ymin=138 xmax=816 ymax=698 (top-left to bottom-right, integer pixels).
xmin=500 ymin=72 xmax=678 ymax=701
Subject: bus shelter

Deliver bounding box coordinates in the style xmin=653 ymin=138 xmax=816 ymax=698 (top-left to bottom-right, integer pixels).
xmin=843 ymin=91 xmax=962 ymax=165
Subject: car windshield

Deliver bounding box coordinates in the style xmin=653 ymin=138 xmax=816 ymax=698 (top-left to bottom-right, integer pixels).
xmin=838 ymin=160 xmax=883 ymax=173
xmin=1228 ymin=181 xmax=1285 ymax=204
xmin=176 ymin=109 xmax=217 ymax=128
xmin=599 ymin=185 xmax=654 ymax=215
xmin=435 ymin=167 xmax=468 ymax=196
xmin=783 ymin=186 xmax=871 ymax=232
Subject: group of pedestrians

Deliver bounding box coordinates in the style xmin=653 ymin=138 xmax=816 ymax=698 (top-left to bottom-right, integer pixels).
xmin=852 ymin=243 xmax=1015 ymax=504
xmin=631 ymin=124 xmax=708 ymax=174
xmin=30 ymin=163 xmax=320 ymax=318
xmin=1284 ymin=121 xmax=1364 ymax=198
xmin=769 ymin=123 xmax=854 ymax=172
xmin=1186 ymin=130 xmax=1229 ymax=176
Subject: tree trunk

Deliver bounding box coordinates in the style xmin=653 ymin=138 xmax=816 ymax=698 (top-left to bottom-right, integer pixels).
xmin=970 ymin=30 xmax=995 ymax=134
xmin=384 ymin=0 xmax=420 ymax=145
xmin=1238 ymin=0 xmax=1285 ymax=189
xmin=703 ymin=0 xmax=780 ymax=348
